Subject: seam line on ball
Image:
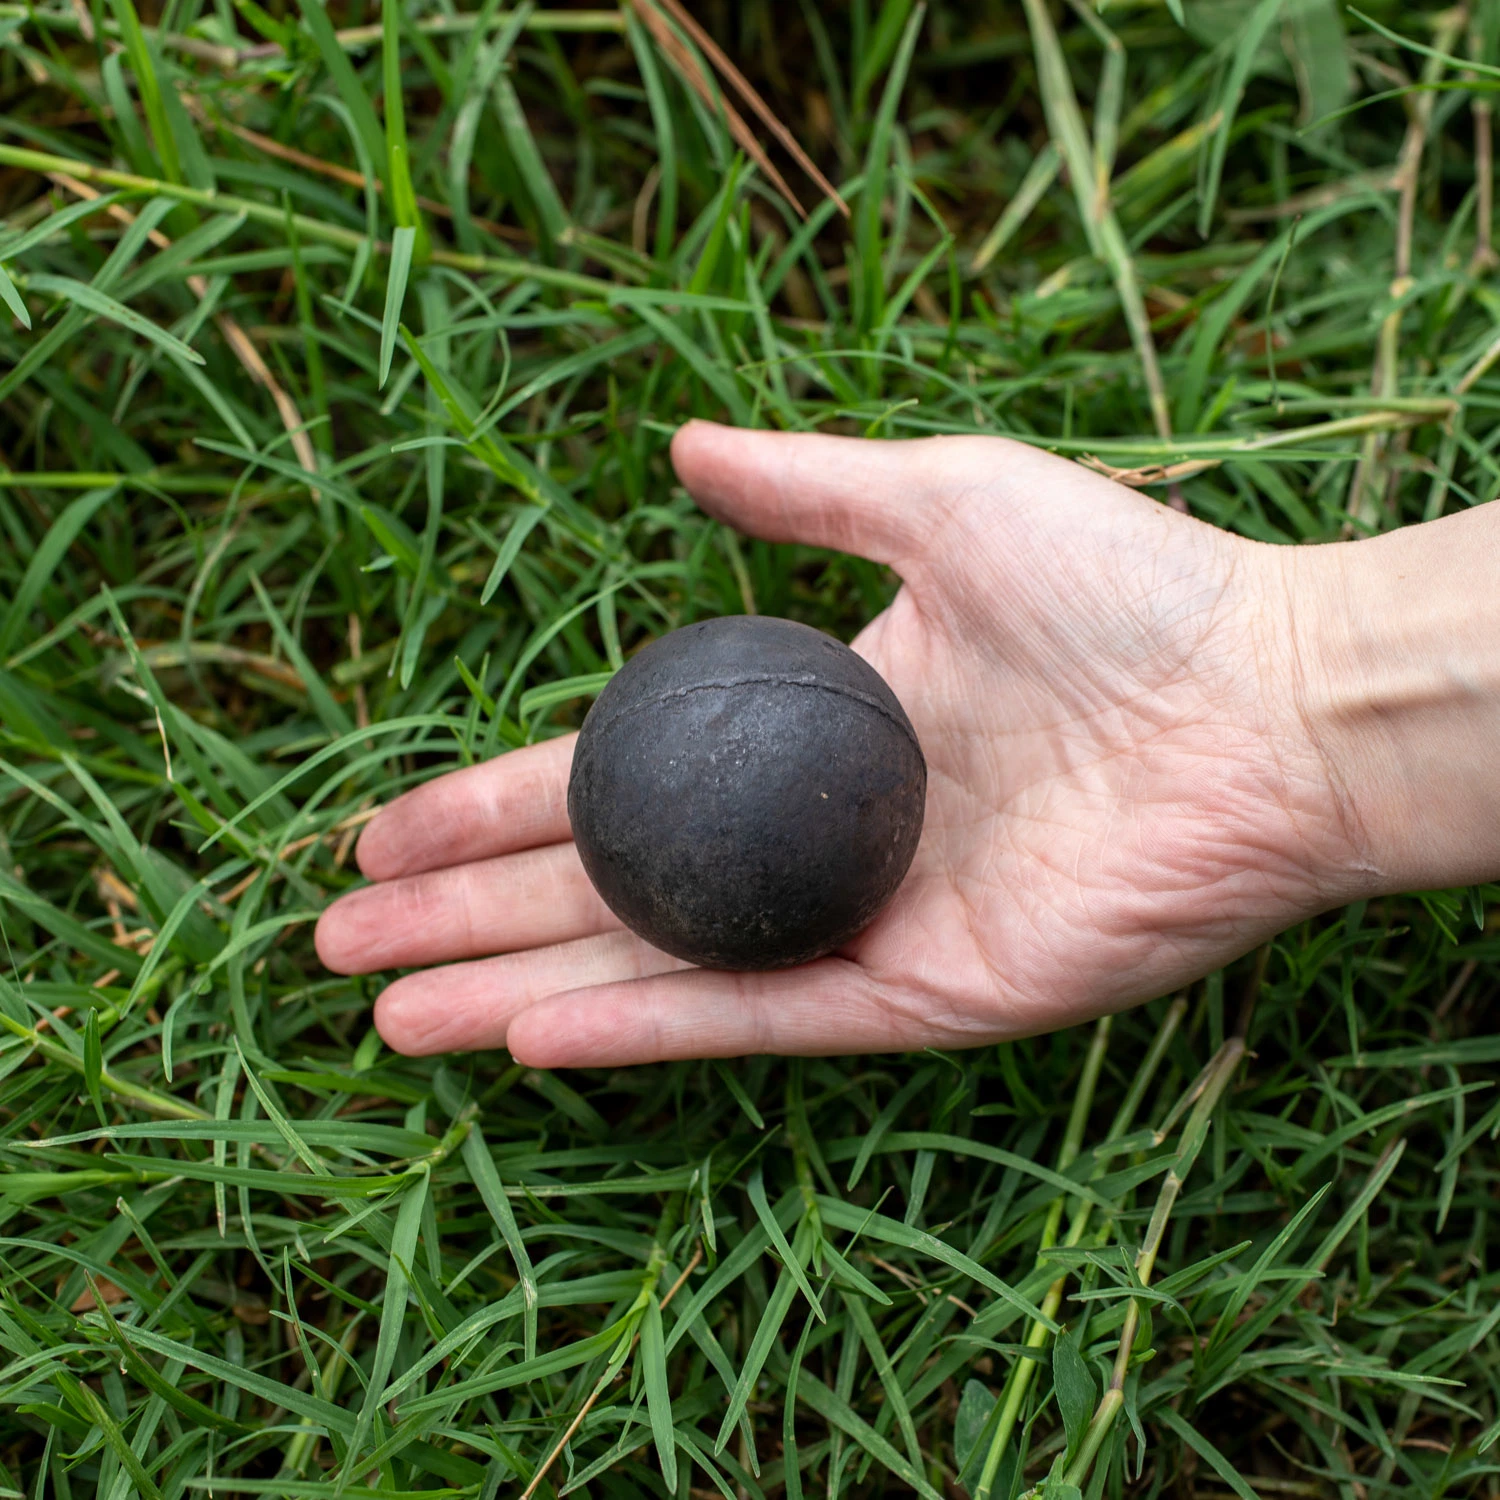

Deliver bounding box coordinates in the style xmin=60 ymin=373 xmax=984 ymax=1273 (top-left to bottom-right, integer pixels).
xmin=585 ymin=674 xmax=922 ymax=750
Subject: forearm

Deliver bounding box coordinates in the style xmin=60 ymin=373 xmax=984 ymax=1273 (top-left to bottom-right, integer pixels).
xmin=1292 ymin=504 xmax=1500 ymax=894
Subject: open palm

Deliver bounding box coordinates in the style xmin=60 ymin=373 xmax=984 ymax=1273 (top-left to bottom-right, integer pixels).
xmin=316 ymin=423 xmax=1363 ymax=1065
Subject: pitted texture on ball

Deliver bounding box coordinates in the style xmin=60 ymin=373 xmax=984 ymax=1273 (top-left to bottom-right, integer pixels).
xmin=567 ymin=615 xmax=926 ymax=970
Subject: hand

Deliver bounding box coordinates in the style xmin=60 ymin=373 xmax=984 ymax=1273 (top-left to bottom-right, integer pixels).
xmin=313 ymin=423 xmax=1407 ymax=1066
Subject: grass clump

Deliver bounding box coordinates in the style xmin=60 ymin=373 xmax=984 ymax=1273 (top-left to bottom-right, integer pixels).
xmin=2 ymin=1 xmax=1500 ymax=1496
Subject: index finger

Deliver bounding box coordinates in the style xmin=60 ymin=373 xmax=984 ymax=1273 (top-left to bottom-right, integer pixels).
xmin=356 ymin=733 xmax=576 ymax=881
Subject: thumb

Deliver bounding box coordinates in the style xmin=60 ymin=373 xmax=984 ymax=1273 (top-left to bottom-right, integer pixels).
xmin=670 ymin=420 xmax=946 ymax=568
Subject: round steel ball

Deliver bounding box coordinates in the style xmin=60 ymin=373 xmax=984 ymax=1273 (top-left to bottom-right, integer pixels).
xmin=566 ymin=615 xmax=926 ymax=970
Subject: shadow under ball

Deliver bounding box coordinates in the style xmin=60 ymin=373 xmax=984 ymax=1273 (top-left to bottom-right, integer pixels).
xmin=567 ymin=615 xmax=927 ymax=970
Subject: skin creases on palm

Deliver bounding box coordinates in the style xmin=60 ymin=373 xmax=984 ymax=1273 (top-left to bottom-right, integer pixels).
xmin=842 ymin=480 xmax=1354 ymax=1042
xmin=314 ymin=423 xmax=1363 ymax=1066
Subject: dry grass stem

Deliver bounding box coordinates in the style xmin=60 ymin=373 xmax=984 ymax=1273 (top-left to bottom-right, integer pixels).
xmin=628 ymin=0 xmax=808 ymax=219
xmin=640 ymin=0 xmax=849 ymax=218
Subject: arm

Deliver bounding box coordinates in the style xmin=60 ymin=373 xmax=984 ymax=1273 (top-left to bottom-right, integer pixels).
xmin=1293 ymin=505 xmax=1500 ymax=894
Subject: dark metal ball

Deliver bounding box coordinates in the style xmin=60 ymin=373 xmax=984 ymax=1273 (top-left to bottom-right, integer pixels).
xmin=567 ymin=615 xmax=926 ymax=970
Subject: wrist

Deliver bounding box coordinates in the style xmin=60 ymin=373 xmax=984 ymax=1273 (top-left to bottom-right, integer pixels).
xmin=1288 ymin=509 xmax=1500 ymax=896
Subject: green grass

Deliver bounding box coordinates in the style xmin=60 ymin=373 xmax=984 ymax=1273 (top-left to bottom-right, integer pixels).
xmin=2 ymin=1 xmax=1500 ymax=1495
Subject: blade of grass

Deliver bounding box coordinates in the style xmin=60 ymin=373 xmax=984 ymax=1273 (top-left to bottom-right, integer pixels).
xmin=105 ymin=0 xmax=179 ymax=183
xmin=379 ymin=225 xmax=417 ymax=387
xmin=23 ymin=273 xmax=205 ymax=365
xmin=343 ymin=1165 xmax=432 ymax=1479
xmin=1019 ymin=0 xmax=1171 ymax=440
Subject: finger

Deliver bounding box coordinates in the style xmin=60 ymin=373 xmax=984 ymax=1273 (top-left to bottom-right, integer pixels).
xmin=373 ymin=930 xmax=690 ymax=1055
xmin=356 ymin=734 xmax=576 ymax=882
xmin=503 ymin=962 xmax=965 ymax=1068
xmin=315 ymin=840 xmax=617 ymax=974
xmin=670 ymin=420 xmax=949 ymax=568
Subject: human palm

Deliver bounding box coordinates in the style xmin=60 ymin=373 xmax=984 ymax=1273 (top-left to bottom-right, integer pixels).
xmin=317 ymin=423 xmax=1362 ymax=1064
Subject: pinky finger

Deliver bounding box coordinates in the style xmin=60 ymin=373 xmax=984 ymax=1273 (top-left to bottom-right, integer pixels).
xmin=503 ymin=961 xmax=946 ymax=1068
